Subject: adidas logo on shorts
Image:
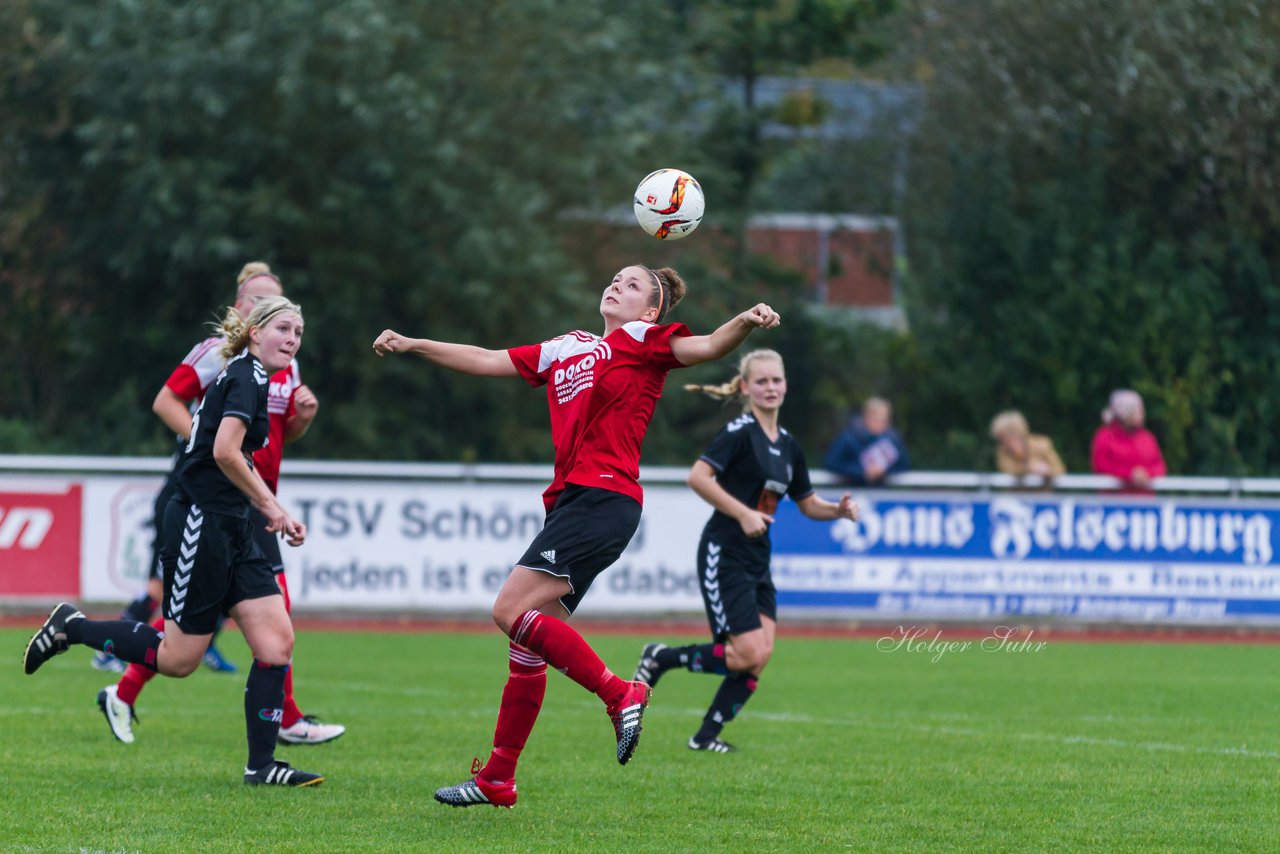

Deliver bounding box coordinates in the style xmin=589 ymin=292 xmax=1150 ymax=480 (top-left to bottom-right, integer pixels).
xmin=540 ymin=550 xmax=556 ymax=564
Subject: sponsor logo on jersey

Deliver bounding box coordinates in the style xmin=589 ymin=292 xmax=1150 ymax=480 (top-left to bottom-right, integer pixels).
xmin=540 ymin=549 xmax=557 ymax=564
xmin=552 ymin=340 xmax=613 ymax=405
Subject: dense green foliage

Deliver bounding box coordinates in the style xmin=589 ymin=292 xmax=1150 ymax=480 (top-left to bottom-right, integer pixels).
xmin=896 ymin=0 xmax=1280 ymax=473
xmin=0 ymin=0 xmax=897 ymax=466
xmin=4 ymin=0 xmax=1279 ymax=474
xmin=3 ymin=626 xmax=1277 ymax=851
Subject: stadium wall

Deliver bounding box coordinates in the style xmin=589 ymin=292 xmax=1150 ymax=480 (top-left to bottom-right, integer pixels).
xmin=3 ymin=456 xmax=1280 ymax=626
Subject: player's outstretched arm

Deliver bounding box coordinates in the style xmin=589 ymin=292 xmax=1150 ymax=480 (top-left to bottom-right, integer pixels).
xmin=372 ymin=329 xmax=518 ymax=377
xmin=671 ymin=304 xmax=781 ymax=367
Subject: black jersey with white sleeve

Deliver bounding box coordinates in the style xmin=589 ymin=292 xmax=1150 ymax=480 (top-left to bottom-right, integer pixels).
xmin=173 ymin=350 xmax=271 ymax=516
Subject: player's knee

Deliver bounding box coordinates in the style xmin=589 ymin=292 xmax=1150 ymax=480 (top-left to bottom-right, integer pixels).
xmin=248 ymin=631 xmax=294 ymax=666
xmin=491 ymin=605 xmax=515 ymax=637
xmin=733 ymin=642 xmax=769 ymax=674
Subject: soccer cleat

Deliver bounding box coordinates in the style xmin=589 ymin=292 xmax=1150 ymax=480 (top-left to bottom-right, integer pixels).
xmin=97 ymin=684 xmax=138 ymax=744
xmin=91 ymin=651 xmax=127 ymax=673
xmin=608 ymin=680 xmax=652 ymax=766
xmin=243 ymin=761 xmax=324 ymax=787
xmin=201 ymin=645 xmax=238 ymax=673
xmin=278 ymin=715 xmax=346 ymax=745
xmin=434 ymin=769 xmax=517 ymax=809
xmin=688 ymin=735 xmax=737 ymax=753
xmin=633 ymin=642 xmax=668 ymax=689
xmin=23 ymin=603 xmax=85 ymax=675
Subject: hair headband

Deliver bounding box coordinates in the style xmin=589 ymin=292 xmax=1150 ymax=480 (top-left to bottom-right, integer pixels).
xmin=645 ymin=267 xmax=665 ymax=319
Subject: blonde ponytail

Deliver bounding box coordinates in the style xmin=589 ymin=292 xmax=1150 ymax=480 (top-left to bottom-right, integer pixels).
xmin=685 ymin=349 xmax=784 ymax=409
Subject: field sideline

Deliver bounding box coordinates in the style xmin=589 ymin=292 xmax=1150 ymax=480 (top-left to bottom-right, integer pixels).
xmin=2 ymin=624 xmax=1277 ymax=853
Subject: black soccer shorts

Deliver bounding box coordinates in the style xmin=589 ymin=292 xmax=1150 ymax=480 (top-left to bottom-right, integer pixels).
xmin=516 ymin=485 xmax=642 ymax=615
xmin=160 ymin=499 xmax=281 ymax=635
xmin=696 ymin=533 xmax=777 ymax=640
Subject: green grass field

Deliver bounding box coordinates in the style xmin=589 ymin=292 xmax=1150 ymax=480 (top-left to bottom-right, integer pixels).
xmin=1 ymin=625 xmax=1277 ymax=853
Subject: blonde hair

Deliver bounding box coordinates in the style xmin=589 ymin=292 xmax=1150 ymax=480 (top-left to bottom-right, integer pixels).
xmin=685 ymin=349 xmax=784 ymax=408
xmin=236 ymin=261 xmax=280 ymax=288
xmin=218 ymin=295 xmax=303 ymax=361
xmin=234 ymin=261 xmax=282 ymax=304
xmin=641 ymin=265 xmax=688 ymax=322
xmin=990 ymin=410 xmax=1029 ymax=441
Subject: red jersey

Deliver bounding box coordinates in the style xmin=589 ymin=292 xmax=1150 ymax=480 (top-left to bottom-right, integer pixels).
xmin=164 ymin=336 xmax=225 ymax=403
xmin=508 ymin=320 xmax=691 ymax=512
xmin=253 ymin=359 xmax=301 ymax=494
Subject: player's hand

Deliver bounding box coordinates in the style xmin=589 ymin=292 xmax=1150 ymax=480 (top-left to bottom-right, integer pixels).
xmin=263 ymin=505 xmax=307 ymax=547
xmin=280 ymin=518 xmax=306 ymax=548
xmin=738 ymin=509 xmax=774 ymax=538
xmin=293 ymin=384 xmax=318 ymax=420
xmin=739 ymin=304 xmax=781 ymax=330
xmin=837 ymin=493 xmax=860 ymax=522
xmin=373 ymin=329 xmax=412 ymax=356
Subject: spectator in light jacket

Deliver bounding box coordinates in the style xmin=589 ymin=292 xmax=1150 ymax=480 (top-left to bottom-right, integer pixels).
xmin=1090 ymin=389 xmax=1166 ymax=494
xmin=824 ymin=396 xmax=910 ymax=486
xmin=991 ymin=410 xmax=1065 ymax=484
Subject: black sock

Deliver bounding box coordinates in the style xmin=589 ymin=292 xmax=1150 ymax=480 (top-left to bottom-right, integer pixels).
xmin=209 ymin=615 xmax=225 ymax=646
xmin=121 ymin=594 xmax=158 ymax=624
xmin=245 ymin=660 xmax=288 ymax=770
xmin=65 ymin=618 xmax=162 ymax=671
xmin=658 ymin=642 xmax=728 ymax=675
xmin=694 ymin=673 xmax=759 ymax=742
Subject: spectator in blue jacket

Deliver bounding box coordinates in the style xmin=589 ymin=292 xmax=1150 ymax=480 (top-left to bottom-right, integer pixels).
xmin=824 ymin=396 xmax=910 ymax=486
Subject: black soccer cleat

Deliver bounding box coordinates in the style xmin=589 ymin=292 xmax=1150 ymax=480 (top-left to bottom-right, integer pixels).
xmin=632 ymin=642 xmax=668 ymax=689
xmin=243 ymin=761 xmax=324 ymax=787
xmin=23 ymin=603 xmax=85 ymax=675
xmin=688 ymin=735 xmax=737 ymax=753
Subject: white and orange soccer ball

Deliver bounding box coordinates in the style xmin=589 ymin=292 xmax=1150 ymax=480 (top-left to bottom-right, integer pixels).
xmin=633 ymin=168 xmax=705 ymax=240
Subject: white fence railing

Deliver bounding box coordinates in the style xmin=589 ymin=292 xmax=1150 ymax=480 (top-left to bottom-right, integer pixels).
xmin=1 ymin=454 xmax=1277 ymax=496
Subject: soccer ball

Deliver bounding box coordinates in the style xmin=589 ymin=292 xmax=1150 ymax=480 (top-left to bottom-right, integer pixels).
xmin=633 ymin=168 xmax=705 ymax=240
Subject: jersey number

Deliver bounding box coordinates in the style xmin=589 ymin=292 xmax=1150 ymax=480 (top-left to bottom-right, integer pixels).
xmin=185 ymin=401 xmax=206 ymax=454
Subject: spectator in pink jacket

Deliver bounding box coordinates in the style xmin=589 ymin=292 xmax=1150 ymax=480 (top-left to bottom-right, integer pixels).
xmin=1090 ymin=389 xmax=1166 ymax=494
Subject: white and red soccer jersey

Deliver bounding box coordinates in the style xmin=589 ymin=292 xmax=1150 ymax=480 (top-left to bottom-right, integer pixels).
xmin=508 ymin=320 xmax=691 ymax=512
xmin=163 ymin=336 xmax=226 ymax=404
xmin=253 ymin=359 xmax=301 ymax=494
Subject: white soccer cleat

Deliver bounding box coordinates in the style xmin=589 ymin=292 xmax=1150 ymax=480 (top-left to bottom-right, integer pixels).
xmin=277 ymin=715 xmax=346 ymax=745
xmin=96 ymin=684 xmax=137 ymax=744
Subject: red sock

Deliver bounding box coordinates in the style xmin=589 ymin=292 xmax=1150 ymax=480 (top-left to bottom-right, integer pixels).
xmin=116 ymin=616 xmax=165 ymax=705
xmin=276 ymin=573 xmax=304 ymax=728
xmin=510 ymin=610 xmax=627 ymax=709
xmin=116 ymin=662 xmax=155 ymax=706
xmin=282 ymin=669 xmax=303 ymax=728
xmin=481 ymin=643 xmax=547 ymax=784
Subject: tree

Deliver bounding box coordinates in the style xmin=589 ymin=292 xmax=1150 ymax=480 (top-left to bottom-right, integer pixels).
xmin=898 ymin=0 xmax=1280 ymax=474
xmin=0 ymin=0 xmax=706 ymax=460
